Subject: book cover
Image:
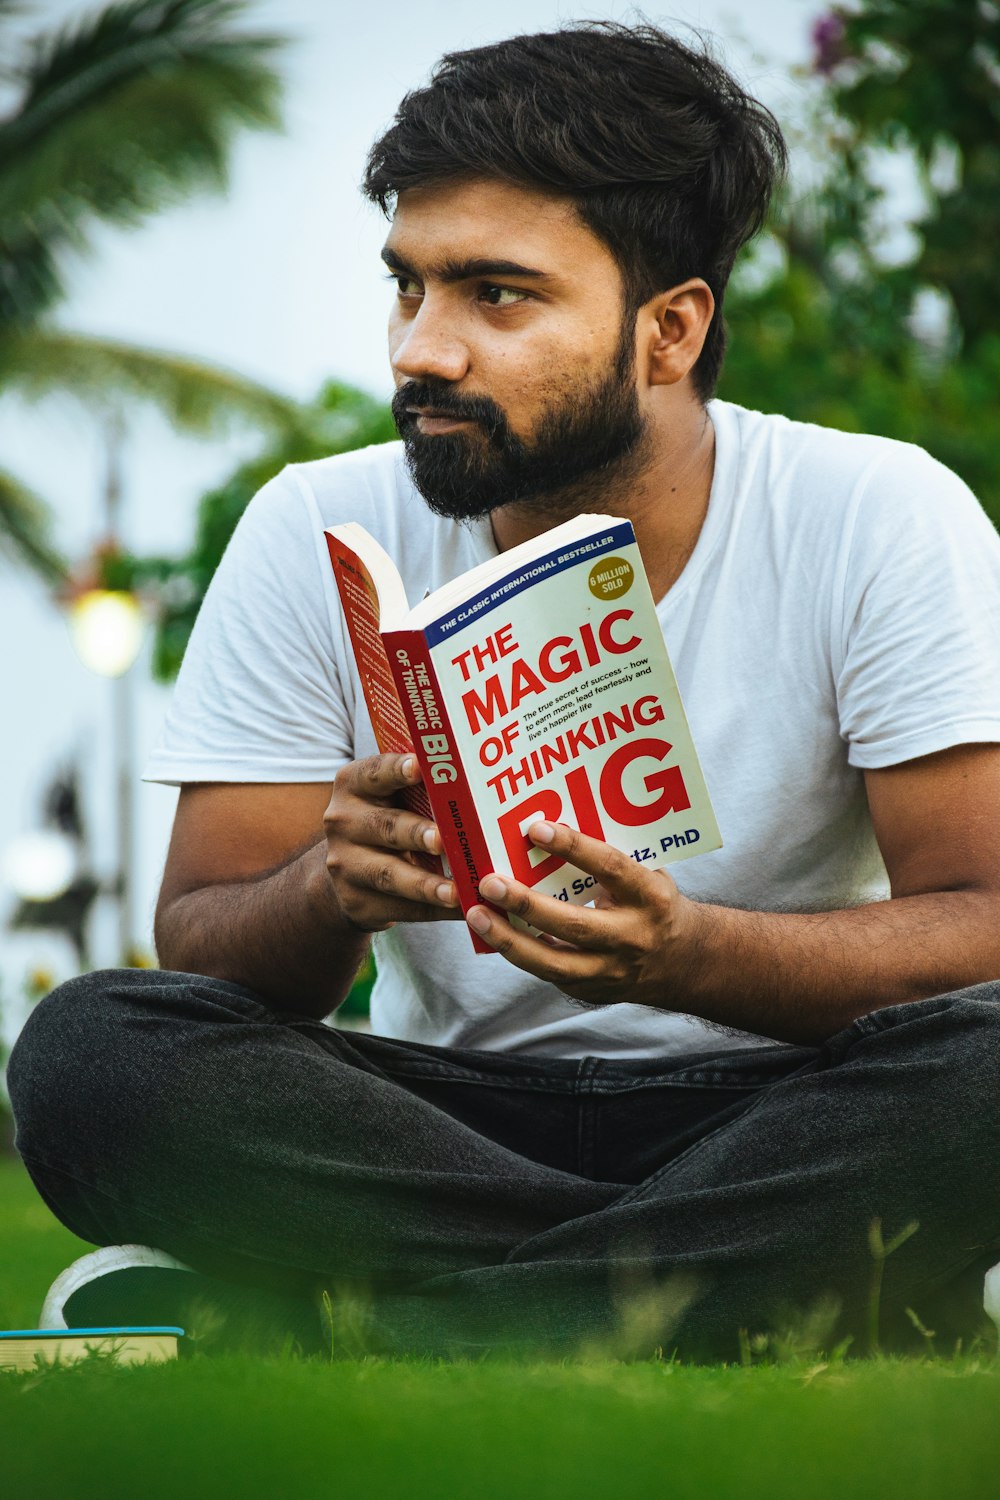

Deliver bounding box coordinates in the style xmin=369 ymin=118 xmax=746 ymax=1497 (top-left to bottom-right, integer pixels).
xmin=326 ymin=515 xmax=721 ymax=951
xmin=324 ymin=530 xmax=440 ymax=875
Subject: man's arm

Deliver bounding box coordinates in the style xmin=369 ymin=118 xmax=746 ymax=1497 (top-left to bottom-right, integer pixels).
xmin=154 ymin=756 xmax=458 ymax=1020
xmin=463 ymin=743 xmax=1000 ymax=1045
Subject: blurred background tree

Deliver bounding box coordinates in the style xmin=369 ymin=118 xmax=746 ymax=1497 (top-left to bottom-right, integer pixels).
xmin=0 ymin=0 xmax=305 ymax=583
xmin=0 ymin=0 xmax=396 ymax=1024
xmin=144 ymin=378 xmax=396 ymax=679
xmin=720 ymin=0 xmax=1000 ymax=526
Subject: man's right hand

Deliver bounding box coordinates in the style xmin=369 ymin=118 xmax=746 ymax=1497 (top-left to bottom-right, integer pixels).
xmin=323 ymin=753 xmax=460 ymax=932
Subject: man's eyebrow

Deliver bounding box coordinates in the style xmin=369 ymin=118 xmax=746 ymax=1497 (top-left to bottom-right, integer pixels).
xmin=380 ymin=247 xmax=550 ymax=282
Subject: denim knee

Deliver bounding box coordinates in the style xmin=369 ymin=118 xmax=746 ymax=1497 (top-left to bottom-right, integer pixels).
xmin=8 ymin=971 xmax=119 ymax=1166
xmin=7 ymin=967 xmax=278 ymax=1174
xmin=5 ymin=968 xmax=201 ymax=1179
xmin=838 ymin=982 xmax=1000 ymax=1169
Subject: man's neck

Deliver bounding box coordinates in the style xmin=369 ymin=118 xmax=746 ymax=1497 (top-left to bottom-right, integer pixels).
xmin=489 ymin=398 xmax=716 ymax=603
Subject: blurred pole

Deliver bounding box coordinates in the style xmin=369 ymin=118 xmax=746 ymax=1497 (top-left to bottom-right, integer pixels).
xmin=113 ymin=644 xmax=136 ymax=962
xmin=63 ymin=414 xmax=144 ymax=967
xmin=104 ymin=414 xmax=135 ymax=962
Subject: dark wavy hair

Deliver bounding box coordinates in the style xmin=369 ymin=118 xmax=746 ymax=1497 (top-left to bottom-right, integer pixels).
xmin=363 ymin=21 xmax=787 ymax=402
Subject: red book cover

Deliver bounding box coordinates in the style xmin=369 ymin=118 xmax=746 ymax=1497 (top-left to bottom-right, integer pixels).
xmin=324 ymin=531 xmax=439 ymax=870
xmin=383 ymin=629 xmax=497 ymax=953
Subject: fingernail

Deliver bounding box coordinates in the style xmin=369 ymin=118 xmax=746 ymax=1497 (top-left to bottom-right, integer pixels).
xmin=479 ymin=875 xmax=507 ymax=901
xmin=423 ymin=826 xmax=439 ymax=851
xmin=436 ymin=882 xmax=453 ymax=904
xmin=467 ymin=907 xmax=491 ymax=935
xmin=529 ymin=821 xmax=555 ymax=844
xmin=402 ymin=756 xmax=417 ymax=778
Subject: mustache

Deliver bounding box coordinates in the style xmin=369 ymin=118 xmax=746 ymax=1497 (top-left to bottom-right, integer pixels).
xmin=391 ymin=381 xmax=509 ymax=439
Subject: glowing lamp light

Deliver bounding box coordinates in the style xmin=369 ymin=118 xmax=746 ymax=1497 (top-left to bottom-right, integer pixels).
xmin=2 ymin=830 xmax=78 ymax=901
xmin=67 ymin=589 xmax=146 ymax=677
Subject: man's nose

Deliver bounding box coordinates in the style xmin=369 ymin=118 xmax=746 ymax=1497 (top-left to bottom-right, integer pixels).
xmin=390 ymin=301 xmax=470 ymax=385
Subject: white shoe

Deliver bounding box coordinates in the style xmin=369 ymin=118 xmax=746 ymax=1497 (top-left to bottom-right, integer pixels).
xmin=983 ymin=1261 xmax=1000 ymax=1338
xmin=40 ymin=1244 xmax=193 ymax=1329
xmin=40 ymin=1243 xmax=324 ymax=1354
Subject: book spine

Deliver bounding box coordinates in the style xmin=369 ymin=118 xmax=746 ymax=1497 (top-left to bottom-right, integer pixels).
xmin=324 ymin=531 xmax=440 ymax=874
xmin=384 ymin=628 xmax=496 ymax=955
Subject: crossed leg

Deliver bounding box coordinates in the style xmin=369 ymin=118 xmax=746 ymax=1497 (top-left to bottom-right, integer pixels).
xmin=9 ymin=969 xmax=1000 ymax=1360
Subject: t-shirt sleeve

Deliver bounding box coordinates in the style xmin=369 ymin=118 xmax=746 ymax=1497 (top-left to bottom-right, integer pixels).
xmin=836 ymin=444 xmax=1000 ymax=769
xmin=143 ymin=466 xmax=357 ymax=786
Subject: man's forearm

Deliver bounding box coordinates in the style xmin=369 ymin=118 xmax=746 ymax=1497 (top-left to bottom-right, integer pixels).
xmin=154 ymin=842 xmax=369 ymax=1020
xmin=680 ymin=887 xmax=1000 ymax=1044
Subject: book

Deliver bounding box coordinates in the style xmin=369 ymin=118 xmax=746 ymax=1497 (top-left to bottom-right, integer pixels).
xmin=325 ymin=513 xmax=721 ymax=953
xmin=0 ymin=1326 xmax=183 ymax=1372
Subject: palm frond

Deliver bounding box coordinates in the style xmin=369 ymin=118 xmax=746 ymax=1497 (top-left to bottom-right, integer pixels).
xmin=0 ymin=463 xmax=66 ymax=582
xmin=0 ymin=327 xmax=303 ymax=436
xmin=4 ymin=0 xmax=284 ymax=144
xmin=0 ymin=0 xmax=286 ymax=329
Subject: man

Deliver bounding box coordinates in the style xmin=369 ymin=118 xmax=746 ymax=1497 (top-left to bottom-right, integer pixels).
xmin=10 ymin=22 xmax=1000 ymax=1361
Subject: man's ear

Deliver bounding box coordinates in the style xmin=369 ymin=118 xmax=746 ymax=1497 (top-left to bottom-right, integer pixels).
xmin=640 ymin=279 xmax=716 ymax=388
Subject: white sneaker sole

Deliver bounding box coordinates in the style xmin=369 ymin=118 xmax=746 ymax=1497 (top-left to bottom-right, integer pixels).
xmin=984 ymin=1262 xmax=1000 ymax=1337
xmin=40 ymin=1244 xmax=194 ymax=1329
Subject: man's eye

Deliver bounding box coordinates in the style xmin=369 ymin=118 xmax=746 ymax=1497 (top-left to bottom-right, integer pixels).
xmin=480 ymin=285 xmax=529 ymax=307
xmin=389 ymin=274 xmax=422 ymax=298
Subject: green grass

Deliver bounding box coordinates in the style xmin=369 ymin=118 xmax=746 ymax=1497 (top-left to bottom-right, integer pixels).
xmin=1 ymin=1154 xmax=998 ymax=1500
xmin=0 ymin=1154 xmax=95 ymax=1330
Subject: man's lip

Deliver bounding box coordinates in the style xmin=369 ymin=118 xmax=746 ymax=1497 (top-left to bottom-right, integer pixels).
xmin=406 ymin=407 xmax=472 ymax=420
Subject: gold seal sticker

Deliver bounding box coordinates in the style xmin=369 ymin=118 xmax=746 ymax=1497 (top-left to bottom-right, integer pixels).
xmin=588 ymin=556 xmax=634 ymax=600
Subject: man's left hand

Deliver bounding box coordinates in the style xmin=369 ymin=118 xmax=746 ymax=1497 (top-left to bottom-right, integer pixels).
xmin=467 ymin=820 xmax=704 ymax=1006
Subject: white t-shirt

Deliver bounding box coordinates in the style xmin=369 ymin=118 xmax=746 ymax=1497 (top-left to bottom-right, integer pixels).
xmin=144 ymin=400 xmax=1000 ymax=1057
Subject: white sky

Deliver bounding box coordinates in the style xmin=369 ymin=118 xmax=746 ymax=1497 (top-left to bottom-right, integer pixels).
xmin=0 ymin=0 xmax=819 ymax=1010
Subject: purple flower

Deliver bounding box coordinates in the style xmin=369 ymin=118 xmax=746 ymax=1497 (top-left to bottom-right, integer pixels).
xmin=811 ymin=11 xmax=848 ymax=76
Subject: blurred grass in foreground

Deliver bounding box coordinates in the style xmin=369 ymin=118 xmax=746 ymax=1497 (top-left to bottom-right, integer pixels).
xmin=2 ymin=1157 xmax=999 ymax=1499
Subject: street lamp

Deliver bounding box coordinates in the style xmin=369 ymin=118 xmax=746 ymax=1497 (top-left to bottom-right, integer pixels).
xmin=67 ymin=589 xmax=146 ymax=678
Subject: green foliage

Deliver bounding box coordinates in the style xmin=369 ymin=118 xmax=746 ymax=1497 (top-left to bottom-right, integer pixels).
xmin=0 ymin=328 xmax=301 ymax=433
xmin=720 ymin=0 xmax=1000 ymax=529
xmin=0 ymin=464 xmax=65 ymax=581
xmin=145 ymin=380 xmax=396 ymax=681
xmin=830 ymin=0 xmax=1000 ymax=347
xmin=337 ymin=948 xmax=377 ymax=1019
xmin=0 ymin=0 xmax=284 ymax=332
xmin=0 ymin=0 xmax=297 ymax=583
xmin=721 ymin=263 xmax=1000 ymax=527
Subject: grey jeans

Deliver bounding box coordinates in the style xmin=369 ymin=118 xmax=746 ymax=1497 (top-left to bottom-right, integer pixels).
xmin=7 ymin=969 xmax=1000 ymax=1359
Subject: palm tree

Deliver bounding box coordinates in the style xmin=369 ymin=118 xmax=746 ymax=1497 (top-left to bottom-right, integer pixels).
xmin=0 ymin=0 xmax=300 ymax=582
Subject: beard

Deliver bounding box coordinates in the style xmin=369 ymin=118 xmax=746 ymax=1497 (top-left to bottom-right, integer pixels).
xmin=390 ymin=323 xmax=649 ymax=523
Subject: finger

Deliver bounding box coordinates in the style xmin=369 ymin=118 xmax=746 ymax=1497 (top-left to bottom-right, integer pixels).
xmin=327 ymin=756 xmax=442 ymax=854
xmin=527 ymin=821 xmax=651 ymax=900
xmin=359 ymin=900 xmax=465 ymax=928
xmin=465 ymin=904 xmax=605 ymax=984
xmin=477 ymin=873 xmax=620 ymax=951
xmin=339 ymin=885 xmax=461 ymax=929
xmin=358 ymin=802 xmax=443 ymax=856
xmin=329 ymin=847 xmax=457 ymax=918
xmin=341 ymin=899 xmax=464 ymax=932
xmin=337 ymin=752 xmax=422 ymax=801
xmin=358 ymin=852 xmax=457 ymax=911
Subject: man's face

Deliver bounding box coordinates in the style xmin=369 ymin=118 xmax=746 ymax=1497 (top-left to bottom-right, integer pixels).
xmin=383 ymin=178 xmax=649 ymax=521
